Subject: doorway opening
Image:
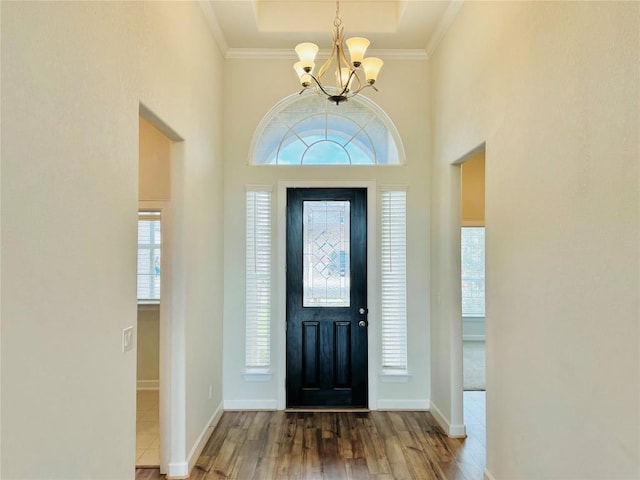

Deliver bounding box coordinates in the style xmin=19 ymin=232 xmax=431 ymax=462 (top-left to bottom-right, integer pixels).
xmin=460 ymin=151 xmax=486 ymax=393
xmin=459 ymin=146 xmax=486 ymax=466
xmin=136 ymin=209 xmax=163 ymax=467
xmin=136 ymin=111 xmax=180 ymax=472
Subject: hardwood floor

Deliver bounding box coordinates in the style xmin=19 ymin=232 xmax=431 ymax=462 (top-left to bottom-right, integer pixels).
xmin=136 ymin=405 xmax=485 ymax=480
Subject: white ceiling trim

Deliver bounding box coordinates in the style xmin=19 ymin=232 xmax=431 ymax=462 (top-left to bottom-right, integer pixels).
xmin=225 ymin=48 xmax=428 ymax=61
xmin=424 ymin=0 xmax=464 ymax=58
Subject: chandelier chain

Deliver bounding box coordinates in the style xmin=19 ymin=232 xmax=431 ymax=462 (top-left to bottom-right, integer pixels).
xmin=334 ymin=1 xmax=342 ymax=27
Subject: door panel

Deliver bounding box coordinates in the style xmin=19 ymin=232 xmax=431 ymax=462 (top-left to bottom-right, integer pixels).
xmin=286 ymin=188 xmax=367 ymax=408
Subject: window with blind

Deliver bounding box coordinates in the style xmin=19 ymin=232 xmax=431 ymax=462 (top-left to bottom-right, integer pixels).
xmin=245 ymin=189 xmax=272 ymax=369
xmin=381 ymin=188 xmax=408 ymax=371
xmin=461 ymin=227 xmax=485 ymax=317
xmin=137 ymin=211 xmax=161 ymax=302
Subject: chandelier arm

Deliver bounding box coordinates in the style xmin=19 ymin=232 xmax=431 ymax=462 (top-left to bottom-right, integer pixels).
xmin=350 ymin=70 xmax=363 ymax=93
xmin=336 ymin=68 xmax=359 ymax=97
xmin=317 ymin=40 xmax=337 ymax=80
xmin=349 ymin=82 xmax=375 ymax=96
xmin=333 ymin=26 xmax=345 ymax=89
xmin=338 ymin=40 xmax=350 ymax=70
xmin=306 ymin=74 xmax=336 ymax=98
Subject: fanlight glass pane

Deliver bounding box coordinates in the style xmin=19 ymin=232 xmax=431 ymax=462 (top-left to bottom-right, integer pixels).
xmin=291 ymin=114 xmax=326 ymax=139
xmin=302 ymin=141 xmax=350 ymax=165
xmin=303 ymin=201 xmax=351 ymax=307
xmin=277 ymin=133 xmax=307 ymax=165
xmin=345 ymin=131 xmax=376 ymax=164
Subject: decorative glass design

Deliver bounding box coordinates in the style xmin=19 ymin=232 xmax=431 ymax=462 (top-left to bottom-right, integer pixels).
xmin=250 ymin=93 xmax=405 ymax=165
xmin=303 ymin=201 xmax=351 ymax=307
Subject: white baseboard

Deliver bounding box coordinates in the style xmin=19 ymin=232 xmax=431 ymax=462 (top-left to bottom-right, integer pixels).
xmin=137 ymin=380 xmax=159 ymax=390
xmin=462 ymin=335 xmax=485 ymax=342
xmin=166 ymin=462 xmax=188 ymax=479
xmin=223 ymin=399 xmax=278 ymax=410
xmin=377 ymin=399 xmax=430 ymax=410
xmin=186 ymin=401 xmax=224 ymax=474
xmin=484 ymin=468 xmax=497 ymax=480
xmin=429 ymin=401 xmax=466 ymax=438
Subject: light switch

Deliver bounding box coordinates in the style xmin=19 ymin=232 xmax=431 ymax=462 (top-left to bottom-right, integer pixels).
xmin=122 ymin=326 xmax=134 ymax=352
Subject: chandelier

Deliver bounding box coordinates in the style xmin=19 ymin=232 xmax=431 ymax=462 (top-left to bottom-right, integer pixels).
xmin=293 ymin=1 xmax=383 ymax=105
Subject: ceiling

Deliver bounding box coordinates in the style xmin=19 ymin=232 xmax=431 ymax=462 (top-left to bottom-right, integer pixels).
xmin=201 ymin=0 xmax=462 ymax=57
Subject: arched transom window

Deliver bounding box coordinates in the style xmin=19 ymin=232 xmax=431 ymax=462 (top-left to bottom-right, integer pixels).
xmin=250 ymin=93 xmax=405 ymax=165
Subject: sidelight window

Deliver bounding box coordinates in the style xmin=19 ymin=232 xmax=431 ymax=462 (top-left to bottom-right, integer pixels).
xmin=245 ymin=188 xmax=272 ymax=369
xmin=380 ymin=188 xmax=408 ymax=371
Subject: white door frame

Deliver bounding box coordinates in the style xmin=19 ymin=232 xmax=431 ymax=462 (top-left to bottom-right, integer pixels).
xmin=276 ymin=180 xmax=378 ymax=410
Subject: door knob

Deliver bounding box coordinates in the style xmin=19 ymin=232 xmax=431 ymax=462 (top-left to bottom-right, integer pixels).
xmin=359 ymin=307 xmax=367 ymax=315
xmin=358 ymin=320 xmax=367 ymax=328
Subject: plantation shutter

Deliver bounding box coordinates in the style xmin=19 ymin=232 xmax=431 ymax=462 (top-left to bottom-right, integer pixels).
xmin=245 ymin=188 xmax=272 ymax=368
xmin=381 ymin=188 xmax=408 ymax=370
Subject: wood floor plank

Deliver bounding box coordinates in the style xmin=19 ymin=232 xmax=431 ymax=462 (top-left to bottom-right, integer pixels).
xmin=137 ymin=408 xmax=485 ymax=480
xmin=345 ymin=457 xmax=372 ymax=479
xmin=321 ymin=436 xmax=348 ymax=479
xmin=357 ymin=414 xmax=393 ymax=476
xmin=302 ymin=418 xmax=323 ymax=479
xmin=231 ymin=438 xmax=262 ymax=480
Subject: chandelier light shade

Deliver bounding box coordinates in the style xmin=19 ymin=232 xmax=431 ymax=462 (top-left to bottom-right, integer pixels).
xmin=293 ymin=1 xmax=383 ymax=105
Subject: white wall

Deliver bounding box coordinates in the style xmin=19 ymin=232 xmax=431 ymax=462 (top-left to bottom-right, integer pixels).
xmin=1 ymin=2 xmax=224 ymax=478
xmin=222 ymin=57 xmax=431 ymax=409
xmin=430 ymin=1 xmax=639 ymax=477
xmin=137 ymin=306 xmax=160 ymax=386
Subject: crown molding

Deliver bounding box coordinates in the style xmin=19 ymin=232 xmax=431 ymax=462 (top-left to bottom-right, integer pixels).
xmin=425 ymin=0 xmax=464 ymax=58
xmin=198 ymin=0 xmax=228 ymax=56
xmin=225 ymin=48 xmax=428 ymax=61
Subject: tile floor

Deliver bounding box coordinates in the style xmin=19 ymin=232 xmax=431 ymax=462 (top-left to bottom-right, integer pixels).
xmin=462 ymin=390 xmax=487 ymax=473
xmin=136 ymin=390 xmax=160 ymax=467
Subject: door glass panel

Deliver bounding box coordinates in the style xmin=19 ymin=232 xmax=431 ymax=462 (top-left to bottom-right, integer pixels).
xmin=303 ymin=201 xmax=350 ymax=307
